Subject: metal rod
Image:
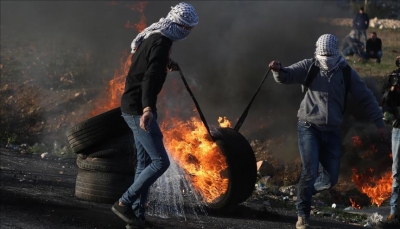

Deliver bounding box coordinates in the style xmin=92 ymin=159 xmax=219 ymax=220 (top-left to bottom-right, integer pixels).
xmin=234 ymin=68 xmax=271 ymax=132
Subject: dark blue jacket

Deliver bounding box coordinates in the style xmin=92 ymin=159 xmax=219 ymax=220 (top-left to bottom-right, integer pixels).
xmin=353 ymin=12 xmax=369 ymax=30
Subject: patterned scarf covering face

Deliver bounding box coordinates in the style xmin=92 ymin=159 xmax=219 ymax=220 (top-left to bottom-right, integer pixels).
xmin=131 ymin=2 xmax=199 ymax=53
xmin=315 ymin=34 xmax=346 ymax=72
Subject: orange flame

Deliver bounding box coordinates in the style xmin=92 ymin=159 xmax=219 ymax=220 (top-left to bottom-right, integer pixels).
xmin=90 ymin=2 xmax=148 ymax=116
xmin=91 ymin=2 xmax=230 ymax=204
xmin=351 ymin=135 xmax=363 ymax=149
xmin=161 ymin=116 xmax=229 ymax=203
xmin=125 ymin=2 xmax=148 ymax=32
xmin=90 ymin=52 xmax=132 ymax=116
xmin=360 ymin=144 xmax=378 ymax=159
xmin=218 ymin=116 xmax=232 ymax=128
xmin=351 ymin=168 xmax=393 ymax=207
xmin=350 ymin=136 xmax=393 ymax=207
xmin=349 ymin=198 xmax=362 ymax=209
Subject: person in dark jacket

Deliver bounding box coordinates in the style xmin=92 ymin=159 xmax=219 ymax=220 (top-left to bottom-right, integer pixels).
xmin=379 ymin=56 xmax=400 ymax=228
xmin=366 ymin=31 xmax=383 ymax=63
xmin=269 ymin=34 xmax=386 ymax=229
xmin=353 ymin=6 xmax=369 ymax=48
xmin=112 ymin=2 xmax=199 ymax=228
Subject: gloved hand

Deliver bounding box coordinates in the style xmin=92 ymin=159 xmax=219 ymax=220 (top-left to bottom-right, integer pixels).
xmin=140 ymin=109 xmax=153 ymax=131
xmin=383 ymin=111 xmax=395 ymax=125
xmin=167 ymin=59 xmax=180 ymax=71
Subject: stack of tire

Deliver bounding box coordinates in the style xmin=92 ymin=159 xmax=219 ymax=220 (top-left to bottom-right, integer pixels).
xmin=66 ymin=107 xmax=136 ymax=204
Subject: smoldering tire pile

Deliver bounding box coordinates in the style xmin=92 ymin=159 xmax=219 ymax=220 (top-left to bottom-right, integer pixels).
xmin=66 ymin=108 xmax=136 ymax=204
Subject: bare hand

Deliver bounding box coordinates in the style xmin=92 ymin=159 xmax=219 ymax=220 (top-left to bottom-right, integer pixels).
xmin=269 ymin=60 xmax=281 ymax=72
xmin=167 ymin=59 xmax=180 ymax=71
xmin=140 ymin=111 xmax=153 ymax=131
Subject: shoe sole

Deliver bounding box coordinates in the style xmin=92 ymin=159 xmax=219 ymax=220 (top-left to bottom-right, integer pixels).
xmin=112 ymin=206 xmax=132 ymax=223
xmin=314 ymin=184 xmax=331 ymax=192
xmin=111 ymin=206 xmax=144 ymax=228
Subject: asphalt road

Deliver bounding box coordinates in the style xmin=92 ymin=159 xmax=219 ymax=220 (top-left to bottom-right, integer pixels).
xmin=0 ymin=148 xmax=367 ymax=229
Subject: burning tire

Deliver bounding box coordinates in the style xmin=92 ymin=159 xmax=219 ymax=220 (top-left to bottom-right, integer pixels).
xmin=75 ymin=168 xmax=134 ymax=204
xmin=66 ymin=107 xmax=130 ymax=154
xmin=208 ymin=127 xmax=257 ymax=210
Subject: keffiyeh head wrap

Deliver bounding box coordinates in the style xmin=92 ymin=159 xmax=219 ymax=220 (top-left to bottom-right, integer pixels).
xmin=131 ymin=2 xmax=199 ymax=53
xmin=315 ymin=34 xmax=346 ymax=72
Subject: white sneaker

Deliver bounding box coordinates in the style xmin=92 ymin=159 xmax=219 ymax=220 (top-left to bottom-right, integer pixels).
xmin=314 ymin=167 xmax=331 ymax=192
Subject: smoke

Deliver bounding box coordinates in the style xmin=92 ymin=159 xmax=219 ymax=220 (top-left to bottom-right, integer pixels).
xmin=166 ymin=1 xmax=356 ymax=162
xmin=3 ymin=1 xmax=386 ymax=165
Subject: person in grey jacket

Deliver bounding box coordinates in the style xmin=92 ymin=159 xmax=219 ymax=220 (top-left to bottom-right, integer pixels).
xmin=268 ymin=34 xmax=386 ymax=229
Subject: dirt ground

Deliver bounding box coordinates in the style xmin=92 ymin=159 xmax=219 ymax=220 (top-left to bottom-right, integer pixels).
xmin=0 ymin=147 xmax=373 ymax=229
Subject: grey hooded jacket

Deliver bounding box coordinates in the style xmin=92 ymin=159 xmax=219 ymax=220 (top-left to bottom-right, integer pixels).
xmin=273 ymin=58 xmax=384 ymax=130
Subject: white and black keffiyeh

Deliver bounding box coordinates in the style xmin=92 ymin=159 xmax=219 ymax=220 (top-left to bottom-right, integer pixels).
xmin=131 ymin=2 xmax=199 ymax=53
xmin=314 ymin=34 xmax=346 ymax=72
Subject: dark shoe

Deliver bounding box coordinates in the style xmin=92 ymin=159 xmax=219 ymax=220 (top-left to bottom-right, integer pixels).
xmin=377 ymin=59 xmax=381 ymax=64
xmin=111 ymin=201 xmax=144 ymax=227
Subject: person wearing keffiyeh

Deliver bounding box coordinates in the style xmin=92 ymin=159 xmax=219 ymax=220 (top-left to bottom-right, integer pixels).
xmin=268 ymin=34 xmax=386 ymax=229
xmin=113 ymin=3 xmax=198 ymax=228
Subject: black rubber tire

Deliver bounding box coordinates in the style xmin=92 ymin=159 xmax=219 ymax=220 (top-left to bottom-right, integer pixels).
xmin=75 ymin=169 xmax=134 ymax=204
xmin=66 ymin=107 xmax=130 ymax=154
xmin=207 ymin=127 xmax=257 ymax=210
xmin=76 ymin=132 xmax=137 ymax=158
xmin=76 ymin=152 xmax=135 ymax=175
xmin=86 ymin=149 xmax=121 ymax=158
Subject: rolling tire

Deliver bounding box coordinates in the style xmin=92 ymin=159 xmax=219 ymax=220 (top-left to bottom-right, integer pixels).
xmin=207 ymin=127 xmax=257 ymax=210
xmin=66 ymin=107 xmax=130 ymax=154
xmin=76 ymin=152 xmax=135 ymax=175
xmin=75 ymin=169 xmax=134 ymax=204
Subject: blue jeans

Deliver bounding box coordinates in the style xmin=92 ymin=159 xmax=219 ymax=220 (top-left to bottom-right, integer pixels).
xmin=367 ymin=50 xmax=383 ymax=61
xmin=296 ymin=121 xmax=342 ymax=218
xmin=390 ymin=128 xmax=400 ymax=215
xmin=120 ymin=112 xmax=170 ymax=218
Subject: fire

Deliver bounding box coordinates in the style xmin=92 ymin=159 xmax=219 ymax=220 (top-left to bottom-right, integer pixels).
xmin=218 ymin=116 xmax=232 ymax=128
xmin=351 ymin=135 xmax=363 ymax=149
xmin=161 ymin=116 xmax=229 ymax=203
xmin=349 ymin=135 xmax=393 ymax=207
xmin=90 ymin=1 xmax=230 ymax=204
xmin=351 ymin=168 xmax=392 ymax=207
xmin=90 ymin=1 xmax=147 ymax=116
xmin=125 ymin=2 xmax=148 ymax=32
xmin=90 ymin=52 xmax=132 ymax=116
xmin=349 ymin=198 xmax=362 ymax=209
